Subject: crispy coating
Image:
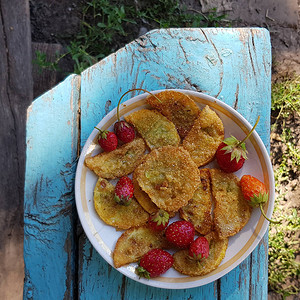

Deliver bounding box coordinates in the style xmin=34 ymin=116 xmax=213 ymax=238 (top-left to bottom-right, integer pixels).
xmin=124 ymin=109 xmax=180 ymax=150
xmin=182 ymin=105 xmax=224 ymax=167
xmin=132 ymin=171 xmax=175 ymax=217
xmin=173 ymin=232 xmax=228 ymax=276
xmin=93 ymin=178 xmax=149 ymax=230
xmin=180 ymin=169 xmax=213 ymax=235
xmin=113 ymin=225 xmax=170 ymax=268
xmin=85 ymin=138 xmax=146 ymax=179
xmin=132 ymin=171 xmax=159 ymax=215
xmin=146 ymin=90 xmax=200 ymax=138
xmin=135 ymin=146 xmax=200 ymax=212
xmin=210 ymin=169 xmax=252 ymax=239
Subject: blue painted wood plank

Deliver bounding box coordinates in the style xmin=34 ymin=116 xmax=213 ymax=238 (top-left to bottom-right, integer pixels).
xmin=23 ymin=75 xmax=81 ymax=299
xmin=79 ymin=237 xmax=217 ymax=300
xmin=78 ymin=28 xmax=271 ymax=299
xmin=78 ymin=235 xmax=124 ymax=300
xmin=249 ymin=235 xmax=269 ymax=299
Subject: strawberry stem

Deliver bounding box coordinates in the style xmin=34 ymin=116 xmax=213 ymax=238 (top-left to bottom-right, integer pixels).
xmin=116 ymin=88 xmax=162 ymax=121
xmin=237 ymin=116 xmax=260 ymax=147
xmin=259 ymin=203 xmax=280 ymax=224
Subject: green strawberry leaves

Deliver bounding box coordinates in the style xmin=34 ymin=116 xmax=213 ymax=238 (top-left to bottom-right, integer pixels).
xmin=152 ymin=210 xmax=169 ymax=226
xmin=249 ymin=192 xmax=269 ymax=208
xmin=221 ymin=136 xmax=248 ymax=162
xmin=136 ymin=266 xmax=151 ymax=279
xmin=114 ymin=195 xmax=131 ymax=206
xmin=249 ymin=192 xmax=280 ymax=224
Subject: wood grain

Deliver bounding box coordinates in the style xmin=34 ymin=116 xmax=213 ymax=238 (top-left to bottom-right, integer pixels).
xmin=23 ymin=27 xmax=271 ymax=299
xmin=0 ymin=1 xmax=32 ymax=299
xmin=79 ymin=28 xmax=271 ymax=299
xmin=23 ymin=75 xmax=80 ymax=299
xmin=32 ymin=42 xmax=63 ymax=98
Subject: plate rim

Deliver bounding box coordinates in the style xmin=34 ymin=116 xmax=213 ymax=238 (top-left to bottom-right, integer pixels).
xmin=75 ymin=89 xmax=274 ymax=289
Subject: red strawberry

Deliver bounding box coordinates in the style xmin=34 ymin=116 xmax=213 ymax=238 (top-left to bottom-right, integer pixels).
xmin=216 ymin=141 xmax=246 ymax=173
xmin=165 ymin=220 xmax=195 ymax=248
xmin=216 ymin=116 xmax=260 ymax=173
xmin=114 ymin=120 xmax=135 ymax=143
xmin=189 ymin=236 xmax=209 ymax=260
xmin=136 ymin=248 xmax=173 ymax=278
xmin=240 ymin=175 xmax=279 ymax=224
xmin=114 ymin=88 xmax=163 ymax=144
xmin=94 ymin=127 xmax=118 ymax=152
xmin=148 ymin=210 xmax=169 ymax=232
xmin=114 ymin=176 xmax=134 ymax=206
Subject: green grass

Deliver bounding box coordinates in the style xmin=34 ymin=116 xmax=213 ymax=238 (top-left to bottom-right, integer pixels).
xmin=33 ymin=2 xmax=300 ymax=297
xmin=269 ymin=76 xmax=300 ymax=298
xmin=34 ymin=0 xmax=226 ymax=74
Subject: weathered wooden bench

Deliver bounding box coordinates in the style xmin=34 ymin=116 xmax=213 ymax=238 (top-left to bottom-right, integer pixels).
xmin=24 ymin=28 xmax=271 ymax=299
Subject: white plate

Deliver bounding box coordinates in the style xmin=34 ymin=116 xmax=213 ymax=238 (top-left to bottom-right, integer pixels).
xmin=75 ymin=89 xmax=275 ymax=289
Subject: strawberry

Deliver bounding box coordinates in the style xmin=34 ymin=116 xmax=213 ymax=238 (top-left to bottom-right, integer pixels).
xmin=240 ymin=175 xmax=279 ymax=224
xmin=165 ymin=220 xmax=195 ymax=248
xmin=148 ymin=210 xmax=169 ymax=232
xmin=114 ymin=176 xmax=134 ymax=206
xmin=188 ymin=236 xmax=209 ymax=260
xmin=114 ymin=120 xmax=135 ymax=143
xmin=216 ymin=116 xmax=260 ymax=173
xmin=216 ymin=141 xmax=246 ymax=173
xmin=94 ymin=127 xmax=118 ymax=152
xmin=114 ymin=88 xmax=162 ymax=144
xmin=136 ymin=248 xmax=173 ymax=278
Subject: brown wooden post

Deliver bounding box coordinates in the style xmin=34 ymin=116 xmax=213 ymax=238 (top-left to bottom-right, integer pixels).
xmin=0 ymin=0 xmax=32 ymax=298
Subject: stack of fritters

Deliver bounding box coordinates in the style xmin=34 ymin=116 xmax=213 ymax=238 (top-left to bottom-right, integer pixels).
xmin=84 ymin=90 xmax=252 ymax=277
xmin=134 ymin=146 xmax=200 ymax=212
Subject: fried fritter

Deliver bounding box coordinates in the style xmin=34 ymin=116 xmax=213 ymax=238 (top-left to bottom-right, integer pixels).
xmin=113 ymin=225 xmax=170 ymax=268
xmin=133 ymin=172 xmax=176 ymax=217
xmin=146 ymin=90 xmax=200 ymax=138
xmin=180 ymin=169 xmax=213 ymax=235
xmin=132 ymin=171 xmax=159 ymax=215
xmin=182 ymin=105 xmax=224 ymax=167
xmin=210 ymin=169 xmax=252 ymax=239
xmin=173 ymin=232 xmax=228 ymax=276
xmin=85 ymin=137 xmax=146 ymax=179
xmin=93 ymin=178 xmax=149 ymax=230
xmin=124 ymin=109 xmax=180 ymax=150
xmin=135 ymin=146 xmax=200 ymax=212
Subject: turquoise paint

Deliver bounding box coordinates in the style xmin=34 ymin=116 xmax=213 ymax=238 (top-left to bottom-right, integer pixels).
xmin=24 ymin=75 xmax=80 ymax=299
xmin=249 ymin=235 xmax=269 ymax=299
xmin=79 ymin=28 xmax=271 ymax=299
xmin=24 ymin=28 xmax=271 ymax=299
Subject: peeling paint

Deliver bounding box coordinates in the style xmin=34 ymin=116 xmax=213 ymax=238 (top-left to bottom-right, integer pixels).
xmin=25 ymin=28 xmax=271 ymax=298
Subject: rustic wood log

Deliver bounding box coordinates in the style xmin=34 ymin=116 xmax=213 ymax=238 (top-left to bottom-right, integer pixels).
xmin=0 ymin=0 xmax=32 ymax=299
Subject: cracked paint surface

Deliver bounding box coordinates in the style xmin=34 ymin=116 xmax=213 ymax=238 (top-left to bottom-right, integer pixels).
xmin=24 ymin=28 xmax=271 ymax=299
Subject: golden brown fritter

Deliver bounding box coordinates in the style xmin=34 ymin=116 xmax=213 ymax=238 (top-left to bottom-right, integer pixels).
xmin=180 ymin=169 xmax=213 ymax=235
xmin=124 ymin=109 xmax=180 ymax=150
xmin=173 ymin=232 xmax=228 ymax=276
xmin=93 ymin=178 xmax=149 ymax=230
xmin=113 ymin=225 xmax=170 ymax=268
xmin=135 ymin=146 xmax=200 ymax=212
xmin=182 ymin=105 xmax=224 ymax=167
xmin=85 ymin=138 xmax=146 ymax=179
xmin=132 ymin=171 xmax=159 ymax=215
xmin=132 ymin=172 xmax=176 ymax=217
xmin=146 ymin=90 xmax=200 ymax=138
xmin=209 ymin=169 xmax=252 ymax=239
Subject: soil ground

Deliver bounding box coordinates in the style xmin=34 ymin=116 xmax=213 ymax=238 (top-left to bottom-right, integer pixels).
xmin=6 ymin=0 xmax=300 ymax=299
